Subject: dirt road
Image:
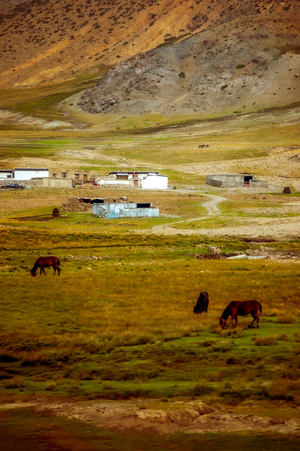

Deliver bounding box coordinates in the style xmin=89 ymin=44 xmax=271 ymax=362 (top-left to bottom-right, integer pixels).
xmin=151 ymin=193 xmax=225 ymax=234
xmin=150 ymin=193 xmax=300 ymax=239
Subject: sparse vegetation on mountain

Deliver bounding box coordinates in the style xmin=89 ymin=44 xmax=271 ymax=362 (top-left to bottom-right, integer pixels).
xmin=0 ymin=0 xmax=299 ymax=95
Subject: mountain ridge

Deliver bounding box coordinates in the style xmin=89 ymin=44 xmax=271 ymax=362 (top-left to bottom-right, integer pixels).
xmin=0 ymin=0 xmax=296 ymax=90
xmin=78 ymin=6 xmax=300 ymax=117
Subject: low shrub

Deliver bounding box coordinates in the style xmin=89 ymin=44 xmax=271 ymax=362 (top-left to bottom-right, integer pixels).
xmin=226 ymin=356 xmax=240 ymax=365
xmin=278 ymin=333 xmax=289 ymax=341
xmin=219 ymin=328 xmax=245 ymax=338
xmin=21 ymin=353 xmax=40 ymax=366
xmin=208 ymin=371 xmax=224 ymax=382
xmin=0 ymin=351 xmax=19 ymax=363
xmin=3 ymin=376 xmax=25 ymax=389
xmin=212 ymin=343 xmax=232 ymax=352
xmin=294 ymin=331 xmax=300 ymax=341
xmin=219 ymin=388 xmax=250 ymax=404
xmin=46 ymin=382 xmax=57 ymax=391
xmin=187 ymin=383 xmax=214 ymax=397
xmin=277 ymin=315 xmax=296 ymax=324
xmin=199 ymin=339 xmax=215 ymax=347
xmin=253 ymin=336 xmax=278 ymax=346
xmin=33 ymin=374 xmax=48 ymax=382
xmin=268 ymin=377 xmax=294 ymax=400
xmin=244 ymin=370 xmax=257 ymax=381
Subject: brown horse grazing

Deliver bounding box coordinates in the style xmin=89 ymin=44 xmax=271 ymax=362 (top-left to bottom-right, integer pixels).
xmin=31 ymin=256 xmax=61 ymax=277
xmin=219 ymin=300 xmax=262 ymax=329
xmin=193 ymin=291 xmax=209 ymax=314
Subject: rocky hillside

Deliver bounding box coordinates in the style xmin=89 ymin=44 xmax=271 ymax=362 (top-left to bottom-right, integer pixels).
xmin=0 ymin=0 xmax=297 ymax=91
xmin=78 ymin=7 xmax=300 ymax=116
xmin=0 ymin=0 xmax=27 ymax=10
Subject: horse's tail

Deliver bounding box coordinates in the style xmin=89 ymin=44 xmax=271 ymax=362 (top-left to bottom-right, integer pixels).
xmin=57 ymin=257 xmax=60 ymax=266
xmin=259 ymin=302 xmax=262 ymax=313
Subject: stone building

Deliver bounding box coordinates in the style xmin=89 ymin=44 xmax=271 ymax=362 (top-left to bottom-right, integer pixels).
xmin=206 ymin=174 xmax=268 ymax=188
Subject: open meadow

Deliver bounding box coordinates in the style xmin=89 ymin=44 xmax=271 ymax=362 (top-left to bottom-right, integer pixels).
xmin=0 ymin=212 xmax=299 ymax=448
xmin=1 ymin=230 xmax=299 ymax=402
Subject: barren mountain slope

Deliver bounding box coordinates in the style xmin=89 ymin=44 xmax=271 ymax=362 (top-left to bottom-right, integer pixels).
xmin=0 ymin=0 xmax=297 ymax=88
xmin=0 ymin=0 xmax=27 ymax=10
xmin=78 ymin=7 xmax=300 ymax=116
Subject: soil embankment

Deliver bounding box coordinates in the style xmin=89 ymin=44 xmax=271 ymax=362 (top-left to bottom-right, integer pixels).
xmin=1 ymin=400 xmax=299 ymax=435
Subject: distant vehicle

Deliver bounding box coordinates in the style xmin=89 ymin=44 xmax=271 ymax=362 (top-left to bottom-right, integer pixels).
xmin=1 ymin=183 xmax=25 ymax=189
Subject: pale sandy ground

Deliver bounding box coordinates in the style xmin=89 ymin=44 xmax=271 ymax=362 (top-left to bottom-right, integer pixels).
xmin=1 ymin=400 xmax=299 ymax=435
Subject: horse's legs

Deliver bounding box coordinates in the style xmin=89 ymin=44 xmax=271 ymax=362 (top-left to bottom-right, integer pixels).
xmin=57 ymin=266 xmax=60 ymax=276
xmin=250 ymin=311 xmax=259 ymax=328
xmin=231 ymin=315 xmax=238 ymax=327
xmin=42 ymin=267 xmax=46 ymax=275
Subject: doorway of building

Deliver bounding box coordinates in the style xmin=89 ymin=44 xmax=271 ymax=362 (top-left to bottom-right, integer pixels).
xmin=243 ymin=175 xmax=253 ymax=187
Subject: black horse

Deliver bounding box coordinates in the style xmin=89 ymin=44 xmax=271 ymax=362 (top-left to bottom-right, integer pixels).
xmin=193 ymin=291 xmax=209 ymax=314
xmin=31 ymin=256 xmax=61 ymax=277
xmin=219 ymin=300 xmax=262 ymax=329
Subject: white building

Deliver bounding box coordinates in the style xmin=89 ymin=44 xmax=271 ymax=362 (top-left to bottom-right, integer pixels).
xmin=0 ymin=170 xmax=13 ymax=180
xmin=13 ymin=168 xmax=49 ymax=181
xmin=141 ymin=174 xmax=168 ymax=190
xmin=96 ymin=171 xmax=168 ymax=190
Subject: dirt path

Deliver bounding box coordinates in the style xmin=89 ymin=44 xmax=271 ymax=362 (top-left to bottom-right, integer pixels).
xmin=201 ymin=194 xmax=225 ymax=215
xmin=149 ymin=192 xmax=300 ymax=239
xmin=151 ymin=193 xmax=226 ymax=234
xmin=1 ymin=400 xmax=299 ymax=435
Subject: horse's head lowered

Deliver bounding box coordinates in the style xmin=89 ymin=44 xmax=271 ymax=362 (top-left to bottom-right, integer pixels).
xmin=219 ymin=318 xmax=227 ymax=329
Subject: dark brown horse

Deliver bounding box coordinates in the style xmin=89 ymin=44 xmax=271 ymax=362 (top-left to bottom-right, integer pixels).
xmin=31 ymin=256 xmax=61 ymax=277
xmin=193 ymin=291 xmax=209 ymax=314
xmin=219 ymin=300 xmax=262 ymax=329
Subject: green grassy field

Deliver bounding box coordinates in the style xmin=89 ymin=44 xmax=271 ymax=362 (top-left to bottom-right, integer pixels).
xmin=1 ymin=224 xmax=299 ymax=406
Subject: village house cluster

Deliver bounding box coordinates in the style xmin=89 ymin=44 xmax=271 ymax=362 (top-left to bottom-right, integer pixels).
xmin=0 ymin=168 xmax=169 ymax=190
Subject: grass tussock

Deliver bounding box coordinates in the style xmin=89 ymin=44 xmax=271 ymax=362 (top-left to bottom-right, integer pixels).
xmin=277 ymin=315 xmax=296 ymax=324
xmin=253 ymin=336 xmax=278 ymax=346
xmin=3 ymin=376 xmax=25 ymax=389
